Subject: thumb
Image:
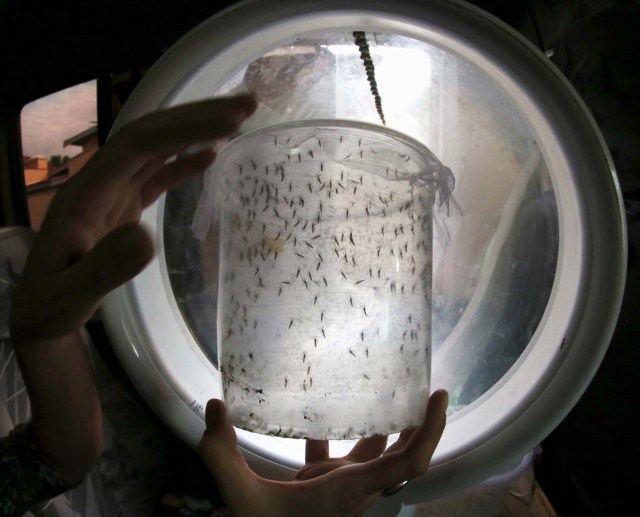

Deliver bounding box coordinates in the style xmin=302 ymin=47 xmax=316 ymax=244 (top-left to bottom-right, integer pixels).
xmin=198 ymin=399 xmax=248 ymax=475
xmin=65 ymin=222 xmax=154 ymax=307
xmin=198 ymin=400 xmax=259 ymax=504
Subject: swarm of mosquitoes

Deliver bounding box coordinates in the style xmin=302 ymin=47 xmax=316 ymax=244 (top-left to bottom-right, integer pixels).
xmin=215 ymin=126 xmax=438 ymax=438
xmin=213 ymin=33 xmax=448 ymax=439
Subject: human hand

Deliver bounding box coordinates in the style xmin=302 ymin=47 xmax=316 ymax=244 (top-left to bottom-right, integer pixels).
xmin=10 ymin=95 xmax=257 ymax=344
xmin=198 ymin=390 xmax=448 ymax=517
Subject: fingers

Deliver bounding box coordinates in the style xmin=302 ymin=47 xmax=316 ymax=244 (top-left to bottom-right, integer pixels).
xmin=345 ymin=435 xmax=388 ymax=463
xmin=140 ymin=147 xmax=216 ymax=207
xmin=109 ymin=95 xmax=257 ymax=171
xmin=297 ymin=435 xmax=388 ymax=481
xmin=65 ymin=221 xmax=154 ymax=301
xmin=198 ymin=399 xmax=260 ymax=513
xmin=406 ymin=389 xmax=448 ymax=457
xmin=305 ymin=440 xmax=330 ymax=463
xmin=199 ymin=399 xmax=250 ymax=474
xmin=11 ymin=223 xmax=155 ymax=341
xmin=340 ymin=390 xmax=448 ymax=496
xmin=72 ymin=221 xmax=154 ymax=279
xmin=382 ymin=427 xmax=418 ymax=456
xmin=32 ymin=95 xmax=256 ymax=268
xmin=203 ymin=399 xmax=233 ymax=438
xmin=62 ymin=95 xmax=256 ymax=221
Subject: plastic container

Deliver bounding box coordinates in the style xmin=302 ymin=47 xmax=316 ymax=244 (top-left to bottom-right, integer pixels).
xmin=194 ymin=119 xmax=452 ymax=439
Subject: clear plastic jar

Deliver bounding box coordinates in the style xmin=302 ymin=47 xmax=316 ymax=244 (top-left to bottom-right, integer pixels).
xmin=203 ymin=120 xmax=450 ymax=439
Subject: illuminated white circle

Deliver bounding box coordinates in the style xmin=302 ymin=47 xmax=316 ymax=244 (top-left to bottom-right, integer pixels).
xmin=101 ymin=0 xmax=626 ymax=501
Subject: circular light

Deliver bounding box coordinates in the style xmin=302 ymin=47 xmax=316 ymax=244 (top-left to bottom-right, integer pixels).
xmin=102 ymin=0 xmax=626 ymax=500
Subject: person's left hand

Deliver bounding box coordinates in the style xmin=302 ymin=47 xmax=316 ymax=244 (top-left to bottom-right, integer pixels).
xmin=198 ymin=390 xmax=448 ymax=517
xmin=10 ymin=95 xmax=257 ymax=344
xmin=7 ymin=96 xmax=257 ymax=485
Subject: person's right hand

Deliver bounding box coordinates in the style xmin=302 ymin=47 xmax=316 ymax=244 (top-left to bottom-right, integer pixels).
xmin=199 ymin=390 xmax=448 ymax=517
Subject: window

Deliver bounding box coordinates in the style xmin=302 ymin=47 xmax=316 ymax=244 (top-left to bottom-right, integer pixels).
xmin=20 ymin=80 xmax=98 ymax=229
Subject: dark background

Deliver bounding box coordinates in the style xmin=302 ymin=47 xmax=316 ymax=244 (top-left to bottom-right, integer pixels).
xmin=1 ymin=1 xmax=638 ymax=515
